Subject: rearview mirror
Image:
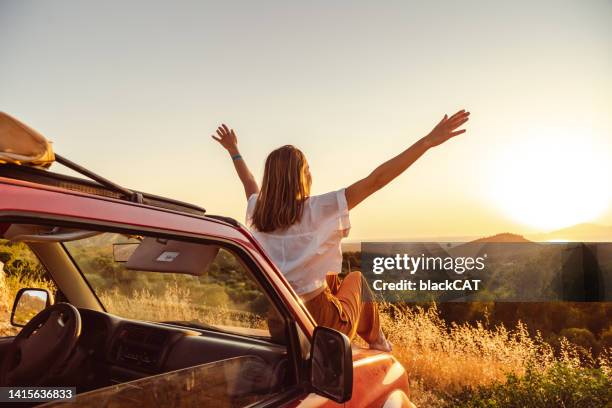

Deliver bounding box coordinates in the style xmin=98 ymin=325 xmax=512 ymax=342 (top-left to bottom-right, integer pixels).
xmin=309 ymin=326 xmax=353 ymax=403
xmin=11 ymin=288 xmax=53 ymax=327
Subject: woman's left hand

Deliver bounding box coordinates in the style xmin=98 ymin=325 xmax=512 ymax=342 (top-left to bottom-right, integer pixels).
xmin=211 ymin=123 xmax=259 ymax=197
xmin=422 ymin=109 xmax=470 ymax=148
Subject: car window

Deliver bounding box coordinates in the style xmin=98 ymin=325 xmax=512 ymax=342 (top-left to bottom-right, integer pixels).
xmin=64 ymin=233 xmax=286 ymax=343
xmin=0 ymin=239 xmax=56 ymax=336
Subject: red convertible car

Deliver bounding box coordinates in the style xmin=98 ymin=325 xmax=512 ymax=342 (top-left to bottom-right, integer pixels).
xmin=0 ymin=112 xmax=413 ymax=407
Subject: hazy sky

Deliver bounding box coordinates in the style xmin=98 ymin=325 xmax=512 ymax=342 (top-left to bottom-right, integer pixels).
xmin=1 ymin=1 xmax=611 ymax=240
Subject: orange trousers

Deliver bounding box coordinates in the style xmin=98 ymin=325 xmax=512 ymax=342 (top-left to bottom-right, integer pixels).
xmin=304 ymin=271 xmax=381 ymax=343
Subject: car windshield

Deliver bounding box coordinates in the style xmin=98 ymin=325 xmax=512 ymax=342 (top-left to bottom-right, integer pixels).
xmin=63 ymin=232 xmax=281 ymax=340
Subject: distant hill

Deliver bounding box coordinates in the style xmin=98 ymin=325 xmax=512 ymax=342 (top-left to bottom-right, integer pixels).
xmin=470 ymin=233 xmax=531 ymax=243
xmin=527 ymin=223 xmax=612 ymax=242
xmin=449 ymin=233 xmax=539 ymax=259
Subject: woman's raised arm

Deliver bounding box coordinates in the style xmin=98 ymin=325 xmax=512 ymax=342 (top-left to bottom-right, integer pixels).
xmin=345 ymin=109 xmax=470 ymax=210
xmin=212 ymin=124 xmax=259 ymax=199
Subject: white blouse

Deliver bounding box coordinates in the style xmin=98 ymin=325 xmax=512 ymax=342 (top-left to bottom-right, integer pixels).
xmin=245 ymin=189 xmax=351 ymax=295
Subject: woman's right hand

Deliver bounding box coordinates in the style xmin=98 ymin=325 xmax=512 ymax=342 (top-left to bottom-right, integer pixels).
xmin=346 ymin=109 xmax=470 ymax=210
xmin=211 ymin=124 xmax=239 ymax=153
xmin=422 ymin=109 xmax=470 ymax=149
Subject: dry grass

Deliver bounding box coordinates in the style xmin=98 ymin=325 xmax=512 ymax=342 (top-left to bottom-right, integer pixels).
xmin=99 ymin=282 xmax=268 ymax=332
xmin=378 ymin=303 xmax=611 ymax=406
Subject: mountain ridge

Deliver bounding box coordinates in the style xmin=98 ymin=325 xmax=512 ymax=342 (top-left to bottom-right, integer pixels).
xmin=341 ymin=223 xmax=612 ymax=252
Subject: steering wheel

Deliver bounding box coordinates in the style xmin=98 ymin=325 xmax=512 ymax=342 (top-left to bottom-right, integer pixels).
xmin=0 ymin=303 xmax=81 ymax=386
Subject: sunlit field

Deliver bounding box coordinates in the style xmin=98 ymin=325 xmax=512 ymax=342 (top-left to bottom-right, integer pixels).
xmin=378 ymin=303 xmax=610 ymax=406
xmin=98 ymin=283 xmax=269 ymax=335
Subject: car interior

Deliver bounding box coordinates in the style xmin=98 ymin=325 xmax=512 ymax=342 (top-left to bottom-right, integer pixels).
xmin=0 ymin=222 xmax=297 ymax=406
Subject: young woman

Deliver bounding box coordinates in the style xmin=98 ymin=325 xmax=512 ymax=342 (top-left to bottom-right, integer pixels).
xmin=212 ymin=110 xmax=470 ymax=351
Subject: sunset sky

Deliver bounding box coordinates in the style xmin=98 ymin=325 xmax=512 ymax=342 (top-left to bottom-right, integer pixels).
xmin=1 ymin=1 xmax=611 ymax=240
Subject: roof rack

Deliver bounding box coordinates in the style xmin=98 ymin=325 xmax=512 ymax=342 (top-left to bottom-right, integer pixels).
xmin=55 ymin=154 xmax=144 ymax=203
xmin=0 ymin=159 xmax=207 ymax=216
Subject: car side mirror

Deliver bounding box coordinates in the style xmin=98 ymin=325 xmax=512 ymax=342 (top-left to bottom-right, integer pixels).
xmin=309 ymin=326 xmax=353 ymax=403
xmin=11 ymin=288 xmax=53 ymax=327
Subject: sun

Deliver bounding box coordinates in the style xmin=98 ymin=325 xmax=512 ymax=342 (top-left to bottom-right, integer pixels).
xmin=487 ymin=129 xmax=611 ymax=232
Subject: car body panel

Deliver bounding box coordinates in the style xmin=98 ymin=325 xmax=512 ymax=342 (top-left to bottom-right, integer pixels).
xmin=349 ymin=349 xmax=411 ymax=407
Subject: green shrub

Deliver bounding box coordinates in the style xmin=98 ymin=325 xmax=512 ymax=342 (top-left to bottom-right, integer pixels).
xmin=559 ymin=327 xmax=600 ymax=355
xmin=452 ymin=363 xmax=611 ymax=408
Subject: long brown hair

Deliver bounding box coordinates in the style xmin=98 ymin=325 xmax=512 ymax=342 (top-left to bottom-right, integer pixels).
xmin=252 ymin=145 xmax=311 ymax=232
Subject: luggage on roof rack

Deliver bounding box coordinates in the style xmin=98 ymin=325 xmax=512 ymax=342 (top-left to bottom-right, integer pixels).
xmin=0 ymin=112 xmax=55 ymax=168
xmin=0 ymin=111 xmax=142 ymax=201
